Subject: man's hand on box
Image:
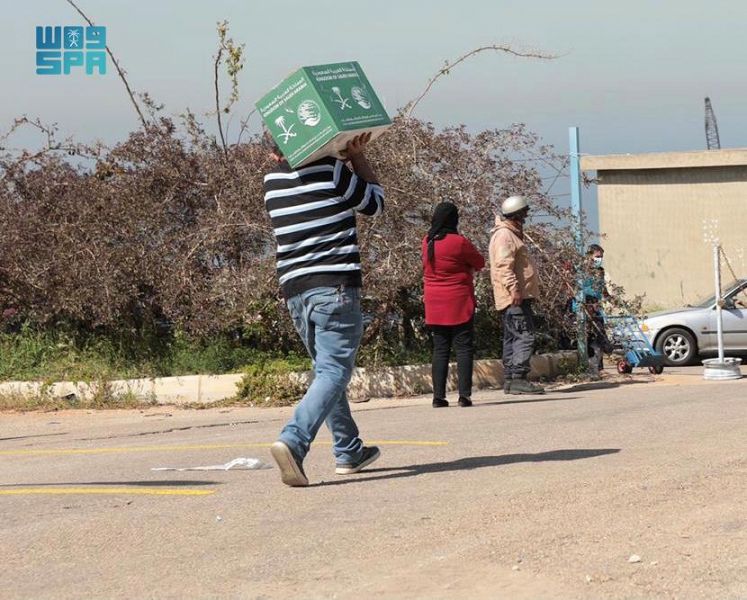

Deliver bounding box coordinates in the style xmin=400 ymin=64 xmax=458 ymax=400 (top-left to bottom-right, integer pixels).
xmin=342 ymin=132 xmax=372 ymax=158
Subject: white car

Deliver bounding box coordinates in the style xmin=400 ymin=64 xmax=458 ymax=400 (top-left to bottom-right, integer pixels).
xmin=640 ymin=279 xmax=747 ymax=366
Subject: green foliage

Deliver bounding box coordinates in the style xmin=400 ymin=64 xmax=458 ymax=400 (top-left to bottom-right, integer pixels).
xmin=0 ymin=325 xmax=281 ymax=381
xmin=234 ymin=354 xmax=311 ymax=407
xmin=357 ymin=342 xmax=432 ymax=369
xmin=215 ymin=20 xmax=245 ymax=112
xmin=553 ymin=354 xmax=587 ymax=382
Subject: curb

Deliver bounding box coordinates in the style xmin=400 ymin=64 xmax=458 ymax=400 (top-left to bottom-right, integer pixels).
xmin=0 ymin=351 xmax=577 ymax=406
xmin=297 ymin=351 xmax=578 ymax=403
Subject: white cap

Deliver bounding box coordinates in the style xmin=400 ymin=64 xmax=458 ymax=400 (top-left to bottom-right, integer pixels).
xmin=501 ymin=195 xmax=529 ymax=217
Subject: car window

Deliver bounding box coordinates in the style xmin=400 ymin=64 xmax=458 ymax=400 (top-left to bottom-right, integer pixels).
xmin=691 ymin=280 xmax=746 ymax=308
xmin=732 ymin=285 xmax=747 ymax=308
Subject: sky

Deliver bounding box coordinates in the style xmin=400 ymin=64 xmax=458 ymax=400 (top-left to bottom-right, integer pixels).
xmin=3 ymin=0 xmax=747 ymax=229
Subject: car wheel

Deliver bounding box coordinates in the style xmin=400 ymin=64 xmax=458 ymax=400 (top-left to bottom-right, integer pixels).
xmin=655 ymin=328 xmax=697 ymax=366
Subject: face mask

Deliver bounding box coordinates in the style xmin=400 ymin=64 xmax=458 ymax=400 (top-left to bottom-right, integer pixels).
xmin=593 ymin=257 xmax=603 ymax=268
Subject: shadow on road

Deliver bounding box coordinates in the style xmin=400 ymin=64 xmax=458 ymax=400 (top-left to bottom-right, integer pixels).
xmin=0 ymin=432 xmax=68 ymax=442
xmin=552 ymin=380 xmax=650 ymax=393
xmin=314 ymin=448 xmax=621 ymax=487
xmin=0 ymin=480 xmax=221 ymax=488
xmin=476 ymin=395 xmax=580 ymax=407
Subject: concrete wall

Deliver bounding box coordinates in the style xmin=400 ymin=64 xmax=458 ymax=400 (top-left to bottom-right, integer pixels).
xmin=595 ymin=166 xmax=747 ymax=309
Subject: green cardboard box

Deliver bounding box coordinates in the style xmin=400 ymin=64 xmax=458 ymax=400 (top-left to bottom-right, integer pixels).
xmin=256 ymin=61 xmax=391 ymax=168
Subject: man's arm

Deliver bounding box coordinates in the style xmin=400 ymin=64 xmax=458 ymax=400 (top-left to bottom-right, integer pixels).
xmin=489 ymin=231 xmax=521 ymax=306
xmin=346 ymin=133 xmax=378 ymax=183
xmin=335 ymin=133 xmax=384 ymax=216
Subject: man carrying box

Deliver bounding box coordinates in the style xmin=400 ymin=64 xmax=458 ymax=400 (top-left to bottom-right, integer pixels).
xmin=264 ymin=132 xmax=383 ymax=487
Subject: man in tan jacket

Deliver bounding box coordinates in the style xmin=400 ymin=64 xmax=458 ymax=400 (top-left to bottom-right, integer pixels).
xmin=489 ymin=195 xmax=544 ymax=395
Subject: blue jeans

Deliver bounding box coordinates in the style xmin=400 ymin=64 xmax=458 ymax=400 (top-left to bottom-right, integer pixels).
xmin=279 ymin=285 xmax=364 ymax=464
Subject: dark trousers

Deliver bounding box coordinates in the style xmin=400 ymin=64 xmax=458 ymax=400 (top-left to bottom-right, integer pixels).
xmin=587 ymin=308 xmax=612 ymax=369
xmin=502 ymin=300 xmax=536 ymax=380
xmin=430 ymin=319 xmax=474 ymax=400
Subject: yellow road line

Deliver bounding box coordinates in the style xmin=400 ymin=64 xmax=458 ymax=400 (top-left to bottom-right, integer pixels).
xmin=367 ymin=440 xmax=448 ymax=446
xmin=0 ymin=440 xmax=448 ymax=457
xmin=0 ymin=487 xmax=214 ymax=496
xmin=1 ymin=443 xmax=273 ymax=457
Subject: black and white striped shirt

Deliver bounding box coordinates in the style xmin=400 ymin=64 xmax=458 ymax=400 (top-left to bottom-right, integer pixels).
xmin=263 ymin=156 xmax=384 ymax=299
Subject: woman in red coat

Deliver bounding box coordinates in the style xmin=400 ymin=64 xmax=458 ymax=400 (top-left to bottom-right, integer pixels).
xmin=422 ymin=202 xmax=485 ymax=407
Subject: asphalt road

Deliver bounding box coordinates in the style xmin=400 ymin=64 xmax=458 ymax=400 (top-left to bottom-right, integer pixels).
xmin=1 ymin=367 xmax=746 ymax=599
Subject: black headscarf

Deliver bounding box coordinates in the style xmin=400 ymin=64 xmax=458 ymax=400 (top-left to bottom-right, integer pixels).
xmin=427 ymin=201 xmax=459 ymax=265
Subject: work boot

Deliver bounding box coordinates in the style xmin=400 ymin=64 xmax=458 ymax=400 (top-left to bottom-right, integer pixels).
xmin=508 ymin=378 xmax=545 ymax=395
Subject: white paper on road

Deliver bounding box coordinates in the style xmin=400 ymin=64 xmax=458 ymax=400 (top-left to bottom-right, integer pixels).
xmin=151 ymin=457 xmax=272 ymax=471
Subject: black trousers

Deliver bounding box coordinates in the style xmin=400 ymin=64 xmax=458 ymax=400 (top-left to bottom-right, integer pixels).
xmin=430 ymin=319 xmax=475 ymax=400
xmin=587 ymin=308 xmax=612 ymax=369
xmin=502 ymin=300 xmax=536 ymax=380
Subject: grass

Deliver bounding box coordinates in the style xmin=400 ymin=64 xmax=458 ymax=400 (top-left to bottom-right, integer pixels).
xmin=0 ymin=384 xmax=158 ymax=411
xmin=0 ymin=327 xmax=309 ymax=410
xmin=0 ymin=327 xmax=291 ymax=382
xmin=0 ymin=354 xmax=313 ymax=411
xmin=357 ymin=344 xmax=433 ymax=369
xmin=0 ymin=326 xmax=315 ymax=409
xmin=233 ymin=353 xmax=311 ymax=407
xmin=547 ymin=353 xmax=589 ymax=383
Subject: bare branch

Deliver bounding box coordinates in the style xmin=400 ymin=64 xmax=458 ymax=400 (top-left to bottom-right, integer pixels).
xmin=405 ymin=45 xmax=557 ymax=118
xmin=543 ymin=156 xmax=569 ymax=195
xmin=64 ymin=0 xmax=147 ymax=128
xmin=236 ymin=109 xmax=258 ymax=145
xmin=214 ymin=46 xmax=228 ymax=155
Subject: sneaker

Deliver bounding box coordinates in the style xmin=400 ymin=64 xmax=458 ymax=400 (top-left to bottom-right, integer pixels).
xmin=503 ymin=380 xmax=512 ymax=394
xmin=457 ymin=396 xmax=472 ymax=407
xmin=508 ymin=378 xmax=545 ymax=395
xmin=432 ymin=398 xmax=449 ymax=408
xmin=335 ymin=446 xmax=381 ymax=475
xmin=270 ymin=441 xmax=309 ymax=487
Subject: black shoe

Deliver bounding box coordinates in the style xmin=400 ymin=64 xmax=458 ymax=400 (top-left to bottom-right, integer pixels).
xmin=335 ymin=446 xmax=381 ymax=475
xmin=432 ymin=398 xmax=449 ymax=408
xmin=503 ymin=380 xmax=512 ymax=394
xmin=270 ymin=441 xmax=309 ymax=487
xmin=457 ymin=396 xmax=472 ymax=407
xmin=508 ymin=378 xmax=545 ymax=395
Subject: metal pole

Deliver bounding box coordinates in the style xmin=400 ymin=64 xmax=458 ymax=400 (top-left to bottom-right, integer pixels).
xmin=569 ymin=127 xmax=588 ymax=366
xmin=714 ymin=244 xmax=725 ymax=362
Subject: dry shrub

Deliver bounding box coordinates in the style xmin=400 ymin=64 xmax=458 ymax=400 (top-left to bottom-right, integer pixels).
xmin=1 ymin=110 xmax=631 ymax=371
